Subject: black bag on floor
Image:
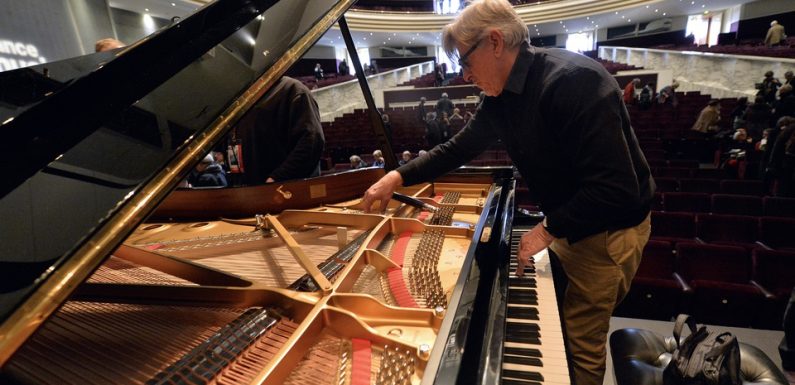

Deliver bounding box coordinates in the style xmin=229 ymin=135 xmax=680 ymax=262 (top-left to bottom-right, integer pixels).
xmin=662 ymin=314 xmax=741 ymax=385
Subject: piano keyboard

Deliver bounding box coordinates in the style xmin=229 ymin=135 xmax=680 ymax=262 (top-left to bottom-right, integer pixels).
xmin=502 ymin=228 xmax=571 ymax=385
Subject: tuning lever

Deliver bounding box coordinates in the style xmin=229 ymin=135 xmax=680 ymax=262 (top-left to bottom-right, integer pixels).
xmin=392 ymin=192 xmax=439 ymax=213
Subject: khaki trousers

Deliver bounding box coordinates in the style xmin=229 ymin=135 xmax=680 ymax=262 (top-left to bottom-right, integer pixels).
xmin=549 ymin=214 xmax=650 ymax=385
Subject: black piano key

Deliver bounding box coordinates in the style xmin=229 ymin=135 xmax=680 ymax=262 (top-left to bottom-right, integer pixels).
xmin=506 ymin=307 xmax=539 ymax=319
xmin=509 ymin=276 xmax=536 ymax=284
xmin=505 ymin=333 xmax=540 ymax=345
xmin=503 ymin=369 xmax=544 ymax=382
xmin=506 ymin=321 xmax=539 ymax=331
xmin=505 ymin=329 xmax=541 ymax=340
xmin=504 ymin=347 xmax=542 ymax=358
xmin=501 ymin=379 xmax=542 ymax=385
xmin=508 ymin=290 xmax=538 ymax=299
xmin=503 ymin=355 xmax=543 ymax=367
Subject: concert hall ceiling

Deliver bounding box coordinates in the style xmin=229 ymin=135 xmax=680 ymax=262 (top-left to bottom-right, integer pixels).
xmin=110 ymin=0 xmax=758 ymax=48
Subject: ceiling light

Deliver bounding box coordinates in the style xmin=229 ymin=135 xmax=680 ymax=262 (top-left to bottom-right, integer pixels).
xmin=663 ymin=13 xmax=667 ymax=16
xmin=655 ymin=9 xmax=659 ymax=12
xmin=171 ymin=2 xmax=176 ymax=6
xmin=144 ymin=8 xmax=149 ymax=11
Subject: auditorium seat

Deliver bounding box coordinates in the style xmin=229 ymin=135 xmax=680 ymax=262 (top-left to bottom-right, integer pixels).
xmin=650 ymin=212 xmax=697 ymax=245
xmin=662 ymin=192 xmax=710 ymax=213
xmin=711 ymin=194 xmax=763 ymax=216
xmin=752 ymin=249 xmax=795 ymax=329
xmin=676 ymin=243 xmax=763 ymax=327
xmin=759 ymin=217 xmax=795 ymax=251
xmin=679 ymin=178 xmax=720 ymax=193
xmin=651 ymin=192 xmax=663 ymax=211
xmin=614 ymin=240 xmax=684 ymax=321
xmin=696 ymin=214 xmax=760 ymax=250
xmin=720 ymin=179 xmax=767 ymax=196
xmin=654 ymin=177 xmax=679 ymax=193
xmin=667 ymin=159 xmax=699 ymax=169
xmin=762 ymin=196 xmax=795 ymax=218
xmin=693 ymin=168 xmax=728 ymax=179
xmin=655 ymin=167 xmax=692 ymax=178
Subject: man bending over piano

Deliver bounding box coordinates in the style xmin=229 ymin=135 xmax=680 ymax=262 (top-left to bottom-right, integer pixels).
xmin=360 ymin=1 xmax=655 ymax=384
xmin=234 ymin=76 xmax=325 ymax=185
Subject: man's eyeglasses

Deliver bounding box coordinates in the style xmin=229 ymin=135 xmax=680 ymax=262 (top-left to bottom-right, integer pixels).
xmin=457 ymin=39 xmax=481 ymax=69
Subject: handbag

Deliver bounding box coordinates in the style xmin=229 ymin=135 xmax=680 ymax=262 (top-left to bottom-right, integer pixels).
xmin=662 ymin=314 xmax=741 ymax=385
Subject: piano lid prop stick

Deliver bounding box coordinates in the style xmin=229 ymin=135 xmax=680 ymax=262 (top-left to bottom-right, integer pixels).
xmin=391 ymin=192 xmax=439 ymax=213
xmin=263 ymin=214 xmax=333 ymax=294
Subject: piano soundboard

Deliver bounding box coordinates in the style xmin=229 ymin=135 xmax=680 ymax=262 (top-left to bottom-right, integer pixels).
xmin=1 ymin=179 xmax=560 ymax=385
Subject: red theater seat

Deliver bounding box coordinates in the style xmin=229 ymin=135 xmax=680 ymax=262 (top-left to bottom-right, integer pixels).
xmin=710 ymin=194 xmax=763 ymax=216
xmin=759 ymin=217 xmax=795 ymax=251
xmin=696 ymin=213 xmax=760 ymax=250
xmin=752 ymin=249 xmax=795 ymax=329
xmin=614 ymin=240 xmax=684 ymax=320
xmin=650 ymin=211 xmax=697 ymax=245
xmin=675 ymin=243 xmax=763 ymax=327
xmin=663 ymin=192 xmax=710 ymax=213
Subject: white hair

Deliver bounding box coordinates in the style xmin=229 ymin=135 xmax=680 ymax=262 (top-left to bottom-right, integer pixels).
xmin=442 ymin=0 xmax=529 ymax=60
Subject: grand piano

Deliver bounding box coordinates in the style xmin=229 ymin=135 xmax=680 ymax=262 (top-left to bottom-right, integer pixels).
xmin=0 ymin=1 xmax=569 ymax=384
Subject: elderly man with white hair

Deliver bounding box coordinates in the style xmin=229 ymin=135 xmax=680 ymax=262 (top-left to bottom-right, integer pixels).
xmin=765 ymin=20 xmax=786 ymax=47
xmin=360 ymin=1 xmax=654 ymax=384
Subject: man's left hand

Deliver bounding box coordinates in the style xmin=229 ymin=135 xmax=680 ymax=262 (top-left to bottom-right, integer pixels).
xmin=516 ymin=223 xmax=555 ymax=277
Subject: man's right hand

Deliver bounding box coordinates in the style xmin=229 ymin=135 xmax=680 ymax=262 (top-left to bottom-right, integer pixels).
xmin=360 ymin=170 xmax=403 ymax=213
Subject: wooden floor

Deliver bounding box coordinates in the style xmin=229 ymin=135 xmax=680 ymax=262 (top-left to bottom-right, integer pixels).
xmin=604 ymin=317 xmax=790 ymax=385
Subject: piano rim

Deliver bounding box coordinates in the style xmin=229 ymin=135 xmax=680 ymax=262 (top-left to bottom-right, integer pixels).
xmin=0 ymin=0 xmax=360 ymax=369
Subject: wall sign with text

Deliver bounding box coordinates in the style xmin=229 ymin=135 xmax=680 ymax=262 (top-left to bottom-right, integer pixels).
xmin=0 ymin=39 xmax=47 ymax=71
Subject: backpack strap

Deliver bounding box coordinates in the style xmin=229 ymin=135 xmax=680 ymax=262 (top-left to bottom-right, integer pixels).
xmin=704 ymin=332 xmax=737 ymax=360
xmin=673 ymin=314 xmax=698 ymax=348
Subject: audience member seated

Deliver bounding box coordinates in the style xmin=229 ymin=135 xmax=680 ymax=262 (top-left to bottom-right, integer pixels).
xmin=349 ymin=155 xmax=368 ymax=169
xmin=398 ymin=150 xmax=412 ymax=166
xmin=450 ymin=108 xmax=464 ymax=122
xmin=188 ymin=154 xmax=228 ymax=187
xmin=372 ymin=150 xmax=385 ymax=168
xmin=418 ymin=150 xmax=428 ymax=157
xmin=785 ymin=71 xmax=794 ymax=87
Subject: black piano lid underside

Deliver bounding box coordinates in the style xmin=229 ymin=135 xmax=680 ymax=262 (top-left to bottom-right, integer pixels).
xmin=0 ymin=0 xmax=348 ymax=323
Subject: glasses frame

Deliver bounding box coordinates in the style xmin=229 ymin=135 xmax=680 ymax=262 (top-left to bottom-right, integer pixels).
xmin=457 ymin=39 xmax=482 ymax=69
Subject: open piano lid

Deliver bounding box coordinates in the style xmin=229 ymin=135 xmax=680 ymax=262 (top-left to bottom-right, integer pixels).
xmin=0 ymin=0 xmax=357 ymax=365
